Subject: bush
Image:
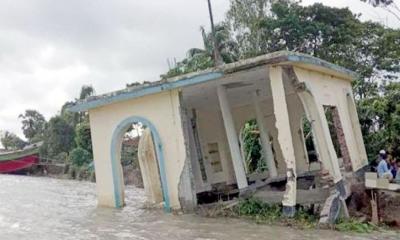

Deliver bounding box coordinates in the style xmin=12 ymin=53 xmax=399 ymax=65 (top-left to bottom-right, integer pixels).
xmin=233 ymin=198 xmax=317 ymax=228
xmin=69 ymin=147 xmax=92 ymax=167
xmin=75 ymin=121 xmax=92 ymax=155
xmin=335 ymin=218 xmax=377 ymax=233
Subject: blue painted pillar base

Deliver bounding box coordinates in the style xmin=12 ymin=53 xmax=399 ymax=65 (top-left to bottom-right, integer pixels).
xmin=282 ymin=206 xmax=296 ymax=218
xmin=335 ymin=180 xmax=347 ymax=198
xmin=163 ymin=204 xmax=171 ymax=213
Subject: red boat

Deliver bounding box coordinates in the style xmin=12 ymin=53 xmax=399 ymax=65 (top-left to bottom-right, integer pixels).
xmin=0 ymin=147 xmax=40 ymax=173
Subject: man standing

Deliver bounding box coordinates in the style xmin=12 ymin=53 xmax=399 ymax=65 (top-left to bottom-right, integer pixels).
xmin=377 ymin=150 xmax=393 ymax=180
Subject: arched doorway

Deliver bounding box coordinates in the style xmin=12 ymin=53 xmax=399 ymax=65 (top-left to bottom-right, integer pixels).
xmin=110 ymin=116 xmax=170 ymax=211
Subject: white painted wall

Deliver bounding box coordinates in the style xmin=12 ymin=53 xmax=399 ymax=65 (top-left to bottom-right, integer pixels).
xmin=294 ymin=67 xmax=368 ymax=172
xmin=89 ymin=90 xmax=187 ymax=209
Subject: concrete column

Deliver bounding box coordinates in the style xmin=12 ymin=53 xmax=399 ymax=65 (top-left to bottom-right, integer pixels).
xmin=269 ymin=66 xmax=297 ymax=216
xmin=346 ymin=92 xmax=368 ymax=169
xmin=138 ymin=128 xmax=163 ymax=204
xmin=297 ymin=89 xmax=342 ymax=183
xmin=217 ymin=85 xmax=248 ymax=190
xmin=252 ymin=90 xmax=277 ymax=178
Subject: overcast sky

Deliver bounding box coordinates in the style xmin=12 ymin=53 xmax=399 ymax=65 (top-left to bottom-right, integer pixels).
xmin=0 ymin=0 xmax=397 ymax=140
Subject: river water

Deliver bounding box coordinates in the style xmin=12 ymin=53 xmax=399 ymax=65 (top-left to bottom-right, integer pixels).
xmin=0 ymin=175 xmax=396 ymax=240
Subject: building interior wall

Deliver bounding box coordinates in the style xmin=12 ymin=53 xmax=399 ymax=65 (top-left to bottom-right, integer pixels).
xmin=182 ymin=66 xmax=315 ymax=193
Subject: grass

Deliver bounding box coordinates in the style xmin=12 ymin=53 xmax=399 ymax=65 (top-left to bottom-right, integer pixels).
xmin=335 ymin=218 xmax=378 ymax=233
xmin=232 ymin=198 xmax=318 ymax=229
xmin=212 ymin=197 xmax=383 ymax=233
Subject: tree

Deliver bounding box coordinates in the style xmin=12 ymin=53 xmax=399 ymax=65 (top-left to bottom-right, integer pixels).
xmin=19 ymin=110 xmax=46 ymax=143
xmin=160 ymin=0 xmax=400 ymax=163
xmin=162 ymin=24 xmax=239 ymax=78
xmin=69 ymin=147 xmax=92 ymax=167
xmin=40 ymin=116 xmax=75 ymax=159
xmin=79 ymin=85 xmax=95 ymax=100
xmin=0 ymin=131 xmax=27 ymax=150
xmin=226 ymin=0 xmax=274 ymax=58
xmin=60 ymin=101 xmax=80 ymax=128
xmin=75 ymin=121 xmax=92 ymax=155
xmin=76 ymin=85 xmax=95 ymax=124
xmin=225 ymin=1 xmax=400 ymax=98
xmin=357 ymin=82 xmax=400 ymax=160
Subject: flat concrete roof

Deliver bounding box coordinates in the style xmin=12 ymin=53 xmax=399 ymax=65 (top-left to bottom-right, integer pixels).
xmin=68 ymin=51 xmax=356 ymax=112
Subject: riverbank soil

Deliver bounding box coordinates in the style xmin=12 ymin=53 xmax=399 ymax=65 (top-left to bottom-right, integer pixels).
xmin=347 ymin=183 xmax=400 ymax=228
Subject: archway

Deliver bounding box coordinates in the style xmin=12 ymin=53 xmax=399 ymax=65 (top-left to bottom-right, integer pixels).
xmin=110 ymin=116 xmax=170 ymax=211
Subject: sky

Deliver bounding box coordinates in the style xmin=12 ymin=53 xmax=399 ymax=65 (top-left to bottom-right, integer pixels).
xmin=0 ymin=0 xmax=398 ymax=140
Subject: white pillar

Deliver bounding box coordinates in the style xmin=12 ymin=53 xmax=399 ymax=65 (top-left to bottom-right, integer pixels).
xmin=269 ymin=66 xmax=297 ymax=210
xmin=217 ymin=85 xmax=248 ymax=189
xmin=253 ymin=91 xmax=278 ymax=178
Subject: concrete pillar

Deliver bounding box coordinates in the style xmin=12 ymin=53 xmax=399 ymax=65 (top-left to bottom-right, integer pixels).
xmin=138 ymin=128 xmax=163 ymax=204
xmin=346 ymin=92 xmax=368 ymax=168
xmin=297 ymin=89 xmax=342 ymax=183
xmin=252 ymin=90 xmax=277 ymax=178
xmin=269 ymin=66 xmax=297 ymax=216
xmin=217 ymin=85 xmax=248 ymax=190
xmin=285 ymin=66 xmax=343 ymax=184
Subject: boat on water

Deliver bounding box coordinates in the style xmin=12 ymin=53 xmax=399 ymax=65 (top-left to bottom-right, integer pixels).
xmin=0 ymin=144 xmax=41 ymax=173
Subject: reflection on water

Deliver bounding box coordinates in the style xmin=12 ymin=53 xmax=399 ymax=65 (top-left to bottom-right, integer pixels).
xmin=0 ymin=175 xmax=395 ymax=240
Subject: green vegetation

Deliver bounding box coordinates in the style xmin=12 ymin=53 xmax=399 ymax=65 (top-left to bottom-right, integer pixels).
xmin=233 ymin=198 xmax=317 ymax=229
xmin=74 ymin=121 xmax=92 ymax=156
xmin=19 ymin=110 xmax=46 ymax=143
xmin=241 ymin=120 xmax=265 ymax=173
xmin=335 ymin=218 xmax=378 ymax=233
xmin=358 ymin=82 xmax=400 ymax=159
xmin=163 ymin=0 xmax=400 ymax=163
xmin=0 ymin=0 xmax=399 ymax=179
xmin=38 ymin=85 xmax=95 ymax=178
xmin=40 ymin=116 xmax=75 ymax=160
xmin=211 ymin=198 xmax=381 ymax=233
xmin=0 ymin=85 xmax=95 ymax=180
xmin=0 ymin=131 xmax=27 ymax=151
xmin=69 ymin=147 xmax=92 ymax=167
xmin=162 ymin=24 xmax=238 ymax=78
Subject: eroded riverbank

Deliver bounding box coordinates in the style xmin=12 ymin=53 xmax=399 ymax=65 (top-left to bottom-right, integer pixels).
xmin=0 ymin=175 xmax=396 ymax=240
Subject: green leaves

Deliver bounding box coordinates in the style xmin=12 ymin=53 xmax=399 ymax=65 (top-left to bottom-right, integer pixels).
xmin=69 ymin=147 xmax=92 ymax=167
xmin=0 ymin=131 xmax=27 ymax=150
xmin=161 ymin=24 xmax=238 ymax=79
xmin=75 ymin=121 xmax=92 ymax=156
xmin=19 ymin=110 xmax=46 ymax=143
xmin=242 ymin=119 xmax=265 ymax=173
xmin=40 ymin=116 xmax=75 ymax=159
xmin=226 ymin=0 xmax=399 ymax=98
xmin=358 ymin=82 xmax=400 ymax=160
xmin=336 ymin=218 xmax=377 ymax=233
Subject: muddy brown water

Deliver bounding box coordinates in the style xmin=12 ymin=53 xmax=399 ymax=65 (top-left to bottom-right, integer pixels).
xmin=0 ymin=175 xmax=396 ymax=240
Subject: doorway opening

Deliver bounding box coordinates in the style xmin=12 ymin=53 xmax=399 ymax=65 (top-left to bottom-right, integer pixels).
xmin=301 ymin=115 xmax=318 ymax=164
xmin=239 ymin=119 xmax=268 ymax=174
xmin=324 ymin=106 xmax=352 ymax=171
xmin=111 ymin=117 xmax=169 ymax=210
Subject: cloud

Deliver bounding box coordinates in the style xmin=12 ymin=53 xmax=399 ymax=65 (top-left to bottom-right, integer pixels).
xmin=0 ymin=0 xmax=230 ymax=139
xmin=0 ymin=0 xmax=397 ymax=141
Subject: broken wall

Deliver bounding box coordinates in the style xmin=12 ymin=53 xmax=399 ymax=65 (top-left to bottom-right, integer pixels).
xmin=293 ymin=67 xmax=368 ymax=172
xmin=88 ymin=89 xmax=195 ymax=210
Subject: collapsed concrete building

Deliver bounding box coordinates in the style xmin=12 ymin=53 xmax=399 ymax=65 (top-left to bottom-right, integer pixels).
xmin=69 ymin=51 xmax=368 ymax=221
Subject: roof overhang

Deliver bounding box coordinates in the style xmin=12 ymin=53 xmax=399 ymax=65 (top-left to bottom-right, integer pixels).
xmin=68 ymin=51 xmax=357 ymax=112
